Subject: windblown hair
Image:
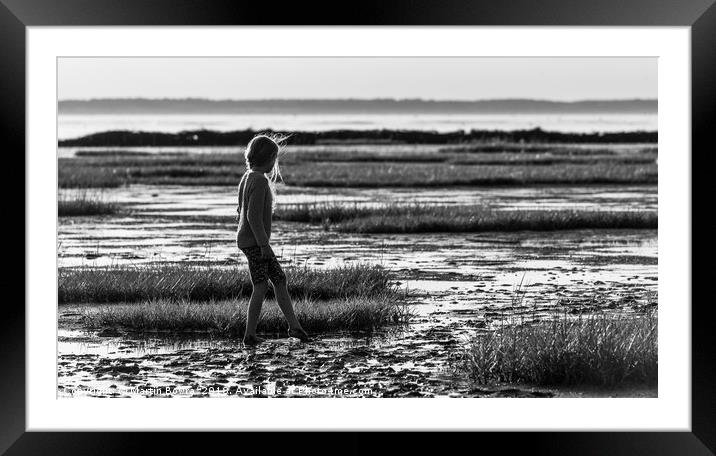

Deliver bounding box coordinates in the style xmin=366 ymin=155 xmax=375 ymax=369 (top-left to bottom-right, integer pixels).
xmin=244 ymin=133 xmax=288 ymax=207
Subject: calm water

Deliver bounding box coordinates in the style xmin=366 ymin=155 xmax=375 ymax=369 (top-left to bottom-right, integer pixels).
xmin=58 ymin=113 xmax=658 ymax=140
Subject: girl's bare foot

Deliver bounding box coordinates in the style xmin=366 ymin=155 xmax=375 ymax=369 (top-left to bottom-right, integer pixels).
xmin=288 ymin=327 xmax=311 ymax=342
xmin=243 ymin=334 xmax=265 ymax=346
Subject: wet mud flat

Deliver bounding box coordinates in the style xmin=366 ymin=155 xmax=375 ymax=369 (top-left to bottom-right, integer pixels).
xmin=57 ymin=185 xmax=658 ymax=398
xmin=58 ymin=268 xmax=656 ymax=399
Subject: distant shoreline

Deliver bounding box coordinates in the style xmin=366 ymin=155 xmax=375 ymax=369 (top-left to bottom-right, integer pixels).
xmin=59 ymin=127 xmax=657 ymax=147
xmin=58 ymin=98 xmax=657 ymax=115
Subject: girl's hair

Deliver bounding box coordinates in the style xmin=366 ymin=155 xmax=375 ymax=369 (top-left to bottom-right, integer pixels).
xmin=244 ymin=133 xmax=288 ymax=207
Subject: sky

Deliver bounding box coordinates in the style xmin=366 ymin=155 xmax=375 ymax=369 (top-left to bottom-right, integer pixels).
xmin=58 ymin=57 xmax=657 ymax=101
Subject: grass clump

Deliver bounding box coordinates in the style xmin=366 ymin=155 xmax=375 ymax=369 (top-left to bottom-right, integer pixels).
xmin=59 ymin=165 xmax=126 ymax=188
xmin=80 ymin=295 xmax=412 ymax=335
xmin=277 ymin=203 xmax=657 ymax=233
xmin=276 ymin=202 xmax=379 ymax=224
xmin=58 ymin=190 xmax=121 ymax=216
xmin=460 ymin=311 xmax=657 ymax=386
xmin=58 ymin=263 xmax=393 ymax=304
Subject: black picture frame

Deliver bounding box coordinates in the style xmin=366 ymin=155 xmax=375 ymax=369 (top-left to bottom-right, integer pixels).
xmin=5 ymin=0 xmax=713 ymax=453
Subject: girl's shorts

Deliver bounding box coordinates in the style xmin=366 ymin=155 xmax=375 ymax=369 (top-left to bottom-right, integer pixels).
xmin=239 ymin=246 xmax=287 ymax=285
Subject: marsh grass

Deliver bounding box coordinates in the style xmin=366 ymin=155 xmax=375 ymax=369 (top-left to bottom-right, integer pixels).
xmin=80 ymin=294 xmax=413 ymax=335
xmin=58 ymin=147 xmax=657 ymax=188
xmin=58 ymin=190 xmax=121 ymax=216
xmin=461 ymin=310 xmax=658 ymax=386
xmin=276 ymin=203 xmax=658 ymax=233
xmin=281 ymin=162 xmax=656 ymax=187
xmin=58 ymin=263 xmax=393 ymax=304
xmin=439 ymin=143 xmax=657 ymax=155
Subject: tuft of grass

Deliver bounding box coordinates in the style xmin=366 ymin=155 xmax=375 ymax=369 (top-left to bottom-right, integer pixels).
xmin=59 ymin=165 xmax=126 ymax=188
xmin=460 ymin=310 xmax=657 ymax=386
xmin=276 ymin=203 xmax=658 ymax=233
xmin=276 ymin=202 xmax=379 ymax=224
xmin=58 ymin=190 xmax=121 ymax=216
xmin=80 ymin=295 xmax=413 ymax=335
xmin=58 ymin=263 xmax=394 ymax=304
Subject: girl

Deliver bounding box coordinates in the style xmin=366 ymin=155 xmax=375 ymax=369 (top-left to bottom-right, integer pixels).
xmin=236 ymin=134 xmax=310 ymax=346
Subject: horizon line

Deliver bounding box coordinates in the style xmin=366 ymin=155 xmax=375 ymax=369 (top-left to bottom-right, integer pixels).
xmin=58 ymin=97 xmax=658 ymax=103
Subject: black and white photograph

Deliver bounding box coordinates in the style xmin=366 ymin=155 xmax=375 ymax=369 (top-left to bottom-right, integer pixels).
xmin=55 ymin=56 xmax=660 ymax=399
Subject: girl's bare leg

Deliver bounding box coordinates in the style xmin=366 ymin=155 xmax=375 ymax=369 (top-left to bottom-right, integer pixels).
xmin=273 ymin=280 xmax=306 ymax=334
xmin=244 ymin=281 xmax=268 ymax=340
